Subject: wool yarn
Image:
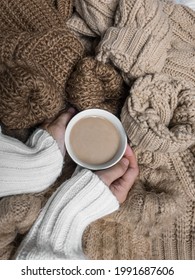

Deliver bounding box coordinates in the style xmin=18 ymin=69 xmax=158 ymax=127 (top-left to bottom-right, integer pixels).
xmin=66 ymin=57 xmax=126 ymax=115
xmin=0 ymin=29 xmax=84 ymax=129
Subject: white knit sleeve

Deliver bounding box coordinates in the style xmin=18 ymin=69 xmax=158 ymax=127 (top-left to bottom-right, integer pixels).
xmin=0 ymin=127 xmax=63 ymax=197
xmin=15 ymin=169 xmax=119 ymax=260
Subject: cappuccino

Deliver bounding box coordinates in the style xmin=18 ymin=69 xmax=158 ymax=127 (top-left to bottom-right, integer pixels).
xmin=70 ymin=116 xmax=120 ymax=165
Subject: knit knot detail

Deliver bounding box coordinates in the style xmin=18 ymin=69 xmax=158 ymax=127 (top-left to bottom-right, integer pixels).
xmin=66 ymin=57 xmax=125 ymax=115
xmin=121 ymin=74 xmax=195 ymax=153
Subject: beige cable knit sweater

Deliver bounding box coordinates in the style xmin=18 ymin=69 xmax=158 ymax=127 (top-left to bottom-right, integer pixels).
xmin=66 ymin=0 xmax=195 ymax=260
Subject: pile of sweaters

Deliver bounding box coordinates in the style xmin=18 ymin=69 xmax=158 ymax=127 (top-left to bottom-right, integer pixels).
xmin=0 ymin=0 xmax=195 ymax=259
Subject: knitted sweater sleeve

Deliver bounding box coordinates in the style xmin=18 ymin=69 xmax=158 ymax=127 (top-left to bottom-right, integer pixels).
xmin=15 ymin=169 xmax=119 ymax=260
xmin=119 ymin=74 xmax=195 ymax=234
xmin=0 ymin=127 xmax=63 ymax=197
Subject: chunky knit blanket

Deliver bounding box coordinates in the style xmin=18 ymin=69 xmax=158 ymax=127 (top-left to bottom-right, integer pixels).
xmin=0 ymin=0 xmax=195 ymax=260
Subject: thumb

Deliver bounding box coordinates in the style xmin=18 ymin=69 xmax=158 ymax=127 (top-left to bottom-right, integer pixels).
xmin=95 ymin=158 xmax=129 ymax=186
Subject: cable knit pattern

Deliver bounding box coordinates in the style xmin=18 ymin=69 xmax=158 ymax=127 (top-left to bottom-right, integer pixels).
xmin=0 ymin=127 xmax=63 ymax=197
xmin=15 ymin=170 xmax=119 ymax=260
xmin=72 ymin=0 xmax=119 ymax=36
xmin=96 ymin=0 xmax=172 ymax=79
xmin=121 ymin=74 xmax=195 ymax=153
xmin=163 ymin=0 xmax=195 ymax=46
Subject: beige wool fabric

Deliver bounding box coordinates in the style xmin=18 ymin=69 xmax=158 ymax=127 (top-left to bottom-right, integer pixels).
xmin=77 ymin=0 xmax=195 ymax=260
xmin=67 ymin=0 xmax=119 ymax=37
xmin=83 ymin=73 xmax=195 ymax=260
xmin=96 ymin=0 xmax=172 ymax=81
xmin=66 ymin=0 xmax=119 ymax=53
xmin=95 ymin=0 xmax=195 ymax=86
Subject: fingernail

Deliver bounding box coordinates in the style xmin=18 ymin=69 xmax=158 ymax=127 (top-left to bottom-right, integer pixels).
xmin=121 ymin=158 xmax=129 ymax=166
xmin=67 ymin=107 xmax=76 ymax=114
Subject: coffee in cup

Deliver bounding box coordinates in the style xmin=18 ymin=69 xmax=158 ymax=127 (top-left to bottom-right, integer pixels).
xmin=65 ymin=109 xmax=127 ymax=170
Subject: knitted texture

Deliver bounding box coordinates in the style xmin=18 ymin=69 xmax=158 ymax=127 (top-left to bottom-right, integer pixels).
xmin=83 ymin=219 xmax=151 ymax=260
xmin=96 ymin=0 xmax=172 ymax=80
xmin=0 ymin=194 xmax=42 ymax=260
xmin=163 ymin=0 xmax=195 ymax=46
xmin=175 ymin=0 xmax=195 ymax=10
xmin=51 ymin=0 xmax=73 ymax=21
xmin=15 ymin=170 xmax=119 ymax=260
xmin=66 ymin=57 xmax=127 ymax=115
xmin=0 ymin=128 xmax=63 ymax=197
xmin=0 ymin=0 xmax=65 ymax=32
xmin=82 ymin=73 xmax=195 ymax=260
xmin=161 ymin=1 xmax=195 ymax=85
xmin=1 ymin=0 xmax=195 ymax=261
xmin=0 ymin=29 xmax=84 ymax=129
xmin=72 ymin=0 xmax=119 ymax=36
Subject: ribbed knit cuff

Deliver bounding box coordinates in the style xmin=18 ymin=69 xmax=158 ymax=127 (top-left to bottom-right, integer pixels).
xmin=0 ymin=127 xmax=63 ymax=197
xmin=15 ymin=169 xmax=119 ymax=260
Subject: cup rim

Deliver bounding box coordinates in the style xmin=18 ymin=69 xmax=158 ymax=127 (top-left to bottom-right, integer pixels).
xmin=65 ymin=109 xmax=127 ymax=170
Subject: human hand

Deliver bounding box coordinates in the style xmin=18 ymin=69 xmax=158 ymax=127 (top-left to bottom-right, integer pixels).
xmin=41 ymin=108 xmax=76 ymax=157
xmin=95 ymin=145 xmax=139 ymax=203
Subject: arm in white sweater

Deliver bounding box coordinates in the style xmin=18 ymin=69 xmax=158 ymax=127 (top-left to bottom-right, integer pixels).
xmin=0 ymin=127 xmax=63 ymax=197
xmin=15 ymin=169 xmax=119 ymax=260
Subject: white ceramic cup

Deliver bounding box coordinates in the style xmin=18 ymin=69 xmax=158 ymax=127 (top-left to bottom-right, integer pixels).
xmin=65 ymin=109 xmax=127 ymax=170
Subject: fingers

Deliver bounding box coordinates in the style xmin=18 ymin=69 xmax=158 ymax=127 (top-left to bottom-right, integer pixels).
xmin=96 ymin=144 xmax=139 ymax=204
xmin=40 ymin=107 xmax=76 ymax=157
xmin=124 ymin=144 xmax=139 ymax=170
xmin=52 ymin=107 xmax=76 ymax=128
xmin=95 ymin=157 xmax=129 ymax=186
xmin=41 ymin=107 xmax=76 ymax=129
